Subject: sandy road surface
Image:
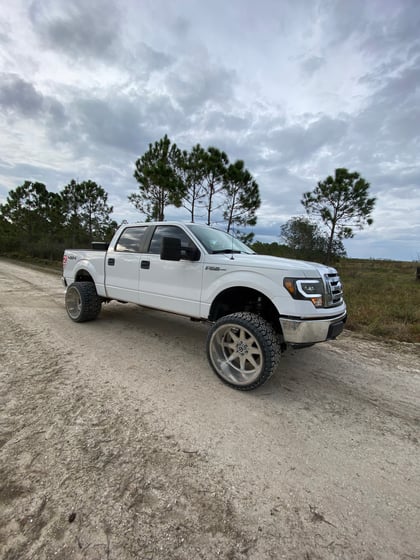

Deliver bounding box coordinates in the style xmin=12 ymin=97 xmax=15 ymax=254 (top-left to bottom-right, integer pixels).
xmin=0 ymin=258 xmax=419 ymax=559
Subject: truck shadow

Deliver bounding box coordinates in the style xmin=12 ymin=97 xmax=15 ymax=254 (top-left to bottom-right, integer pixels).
xmin=99 ymin=302 xmax=347 ymax=402
xmin=97 ymin=301 xmax=417 ymax=430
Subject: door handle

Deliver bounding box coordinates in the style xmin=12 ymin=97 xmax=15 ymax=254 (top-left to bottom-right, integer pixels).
xmin=141 ymin=260 xmax=150 ymax=269
xmin=107 ymin=258 xmax=115 ymax=266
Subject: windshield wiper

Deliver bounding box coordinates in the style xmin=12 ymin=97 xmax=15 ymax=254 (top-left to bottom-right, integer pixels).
xmin=212 ymin=249 xmax=242 ymax=254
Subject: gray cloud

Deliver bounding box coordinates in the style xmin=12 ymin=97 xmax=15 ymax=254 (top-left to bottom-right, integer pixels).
xmin=265 ymin=116 xmax=349 ymax=164
xmin=161 ymin=49 xmax=237 ymax=115
xmin=0 ymin=13 xmax=12 ymax=45
xmin=368 ymin=167 xmax=420 ymax=192
xmin=0 ymin=31 xmax=10 ymax=45
xmin=27 ymin=0 xmax=176 ymax=84
xmin=72 ymin=97 xmax=143 ymax=154
xmin=131 ymin=43 xmax=174 ymax=74
xmin=322 ymin=0 xmax=420 ymax=82
xmin=360 ymin=1 xmax=420 ymax=55
xmin=28 ymin=0 xmax=121 ymax=61
xmin=0 ymin=161 xmax=64 ymax=184
xmin=300 ymin=56 xmax=325 ymax=77
xmin=0 ymin=73 xmax=44 ymax=116
xmin=170 ymin=16 xmax=190 ymax=39
xmin=58 ymin=87 xmax=190 ymax=160
xmin=348 ymin=55 xmax=420 ymax=172
xmin=376 ymin=60 xmax=420 ymax=108
xmin=0 ymin=73 xmax=68 ymax=139
xmin=322 ymin=0 xmax=370 ymax=46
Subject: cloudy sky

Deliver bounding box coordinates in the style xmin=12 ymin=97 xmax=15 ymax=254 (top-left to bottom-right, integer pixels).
xmin=0 ymin=0 xmax=419 ymax=260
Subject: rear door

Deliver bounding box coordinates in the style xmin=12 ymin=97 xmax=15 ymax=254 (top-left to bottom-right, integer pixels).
xmin=138 ymin=225 xmax=203 ymax=316
xmin=105 ymin=225 xmax=150 ymax=302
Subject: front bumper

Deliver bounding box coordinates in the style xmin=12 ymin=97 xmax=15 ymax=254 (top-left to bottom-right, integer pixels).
xmin=280 ymin=311 xmax=347 ymax=344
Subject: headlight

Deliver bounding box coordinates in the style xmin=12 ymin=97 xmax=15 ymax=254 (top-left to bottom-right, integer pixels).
xmin=283 ymin=278 xmax=324 ymax=308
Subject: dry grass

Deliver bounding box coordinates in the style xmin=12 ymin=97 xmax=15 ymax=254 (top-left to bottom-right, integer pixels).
xmin=337 ymin=259 xmax=420 ymax=343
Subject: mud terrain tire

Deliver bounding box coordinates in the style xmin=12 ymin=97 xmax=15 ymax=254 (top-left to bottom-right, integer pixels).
xmin=65 ymin=281 xmax=102 ymax=323
xmin=207 ymin=312 xmax=279 ymax=390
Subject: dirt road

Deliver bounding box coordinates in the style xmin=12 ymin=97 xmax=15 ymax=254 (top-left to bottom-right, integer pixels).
xmin=0 ymin=259 xmax=419 ymax=560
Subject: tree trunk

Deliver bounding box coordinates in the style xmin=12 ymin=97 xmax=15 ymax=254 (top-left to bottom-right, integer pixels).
xmin=158 ymin=188 xmax=164 ymax=221
xmin=191 ymin=186 xmax=195 ymax=223
xmin=207 ymin=184 xmax=213 ymax=225
xmin=226 ymin=191 xmax=236 ymax=233
xmin=326 ymin=221 xmax=336 ymax=265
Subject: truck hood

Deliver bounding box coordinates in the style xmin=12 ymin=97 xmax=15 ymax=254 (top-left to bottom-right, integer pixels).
xmin=206 ymin=252 xmax=337 ymax=276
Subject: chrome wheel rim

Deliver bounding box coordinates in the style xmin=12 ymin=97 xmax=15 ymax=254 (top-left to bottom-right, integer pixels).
xmin=66 ymin=287 xmax=81 ymax=319
xmin=209 ymin=323 xmax=264 ymax=386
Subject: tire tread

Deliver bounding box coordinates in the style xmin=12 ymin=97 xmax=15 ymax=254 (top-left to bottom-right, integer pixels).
xmin=66 ymin=282 xmax=102 ymax=323
xmin=207 ymin=312 xmax=280 ymax=391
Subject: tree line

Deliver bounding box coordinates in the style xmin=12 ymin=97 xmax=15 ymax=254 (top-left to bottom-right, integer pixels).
xmin=0 ymin=180 xmax=116 ymax=260
xmin=0 ymin=134 xmax=376 ymax=264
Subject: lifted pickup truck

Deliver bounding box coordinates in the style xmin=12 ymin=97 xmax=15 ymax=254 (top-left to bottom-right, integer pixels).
xmin=63 ymin=221 xmax=346 ymax=390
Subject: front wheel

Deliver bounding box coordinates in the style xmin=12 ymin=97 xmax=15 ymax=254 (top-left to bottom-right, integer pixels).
xmin=206 ymin=312 xmax=280 ymax=391
xmin=65 ymin=282 xmax=102 ymax=323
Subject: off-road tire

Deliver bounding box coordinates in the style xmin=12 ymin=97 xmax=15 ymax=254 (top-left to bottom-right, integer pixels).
xmin=65 ymin=282 xmax=102 ymax=323
xmin=206 ymin=312 xmax=280 ymax=391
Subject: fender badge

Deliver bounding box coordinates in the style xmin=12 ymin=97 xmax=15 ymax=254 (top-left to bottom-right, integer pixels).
xmin=205 ymin=266 xmax=226 ymax=271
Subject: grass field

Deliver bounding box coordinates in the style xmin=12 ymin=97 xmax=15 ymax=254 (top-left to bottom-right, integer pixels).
xmin=337 ymin=259 xmax=420 ymax=343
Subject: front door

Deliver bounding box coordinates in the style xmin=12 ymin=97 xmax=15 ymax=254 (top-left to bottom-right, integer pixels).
xmin=138 ymin=225 xmax=203 ymax=316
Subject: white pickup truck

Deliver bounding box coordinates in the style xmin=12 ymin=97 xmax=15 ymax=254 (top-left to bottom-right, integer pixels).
xmin=62 ymin=221 xmax=346 ymax=390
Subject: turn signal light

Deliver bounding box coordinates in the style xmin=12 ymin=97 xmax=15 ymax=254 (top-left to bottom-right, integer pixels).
xmin=283 ymin=279 xmax=295 ymax=296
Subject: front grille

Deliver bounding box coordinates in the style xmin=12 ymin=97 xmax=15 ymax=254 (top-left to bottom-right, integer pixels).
xmin=324 ymin=273 xmax=344 ymax=307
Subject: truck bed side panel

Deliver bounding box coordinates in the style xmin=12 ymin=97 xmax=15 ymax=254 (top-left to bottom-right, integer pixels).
xmin=63 ymin=250 xmax=107 ymax=296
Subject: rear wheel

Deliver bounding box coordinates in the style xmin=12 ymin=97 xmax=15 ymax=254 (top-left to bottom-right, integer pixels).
xmin=65 ymin=282 xmax=102 ymax=323
xmin=206 ymin=312 xmax=279 ymax=390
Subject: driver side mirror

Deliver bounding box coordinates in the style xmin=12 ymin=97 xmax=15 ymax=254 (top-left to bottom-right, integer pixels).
xmin=161 ymin=237 xmax=181 ymax=261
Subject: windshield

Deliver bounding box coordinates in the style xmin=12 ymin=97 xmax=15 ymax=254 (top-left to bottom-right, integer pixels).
xmin=187 ymin=224 xmax=254 ymax=254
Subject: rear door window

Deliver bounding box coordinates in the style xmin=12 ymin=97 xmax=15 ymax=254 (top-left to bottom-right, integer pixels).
xmin=115 ymin=226 xmax=148 ymax=253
